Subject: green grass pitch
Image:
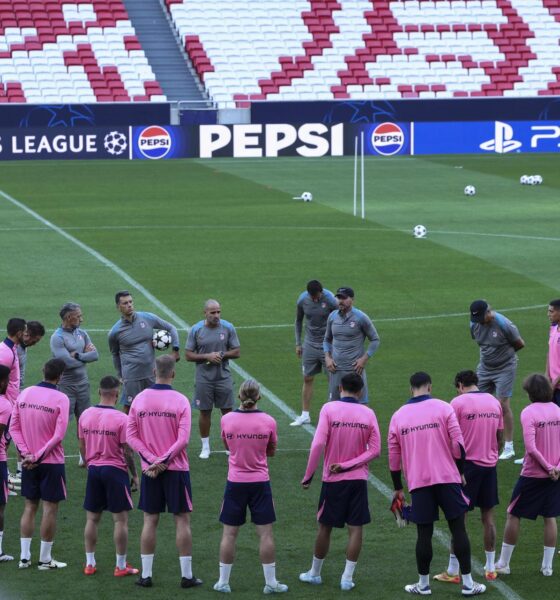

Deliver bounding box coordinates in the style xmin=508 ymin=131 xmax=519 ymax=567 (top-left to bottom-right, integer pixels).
xmin=0 ymin=154 xmax=559 ymax=599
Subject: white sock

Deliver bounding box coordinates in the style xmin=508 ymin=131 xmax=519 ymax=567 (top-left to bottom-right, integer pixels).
xmin=342 ymin=559 xmax=356 ymax=581
xmin=485 ymin=550 xmax=495 ymax=572
xmin=20 ymin=537 xmax=32 ymax=561
xmin=498 ymin=542 xmax=515 ymax=566
xmin=39 ymin=540 xmax=53 ymax=563
xmin=201 ymin=437 xmax=210 ymax=451
xmin=310 ymin=555 xmax=324 ymax=576
xmin=262 ymin=562 xmax=277 ymax=587
xmin=86 ymin=552 xmax=96 ymax=567
xmin=16 ymin=461 xmax=22 ymax=473
xmin=447 ymin=553 xmax=460 ymax=575
xmin=0 ymin=531 xmax=3 ymax=555
xmin=141 ymin=553 xmax=154 ymax=578
xmin=419 ymin=574 xmax=429 ymax=588
xmin=462 ymin=573 xmax=473 ymax=588
xmin=116 ymin=554 xmax=126 ymax=569
xmin=543 ymin=546 xmax=555 ymax=570
xmin=504 ymin=441 xmax=514 ymax=451
xmin=301 ymin=411 xmax=310 ymax=420
xmin=219 ymin=562 xmax=233 ymax=585
xmin=180 ymin=555 xmax=192 ymax=579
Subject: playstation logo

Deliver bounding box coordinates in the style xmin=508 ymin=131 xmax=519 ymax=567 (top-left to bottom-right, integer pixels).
xmin=480 ymin=121 xmax=522 ymax=153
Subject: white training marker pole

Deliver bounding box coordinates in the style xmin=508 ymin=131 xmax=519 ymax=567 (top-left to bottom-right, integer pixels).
xmin=353 ymin=136 xmax=358 ymax=217
xmin=360 ymin=131 xmax=365 ymax=219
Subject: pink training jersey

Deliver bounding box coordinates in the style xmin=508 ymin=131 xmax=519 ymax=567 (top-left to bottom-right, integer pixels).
xmin=0 ymin=393 xmax=12 ymax=462
xmin=388 ymin=396 xmax=464 ymax=492
xmin=9 ymin=382 xmax=69 ymax=464
xmin=302 ymin=398 xmax=381 ymax=484
xmin=126 ymin=384 xmax=191 ymax=471
xmin=79 ymin=405 xmax=128 ymax=471
xmin=519 ymin=401 xmax=560 ymax=478
xmin=221 ymin=409 xmax=277 ymax=483
xmin=451 ymin=391 xmax=503 ymax=467
xmin=0 ymin=339 xmax=20 ymax=405
xmin=547 ymin=324 xmax=560 ymax=390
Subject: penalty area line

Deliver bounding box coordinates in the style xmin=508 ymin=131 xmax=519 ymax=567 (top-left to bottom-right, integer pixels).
xmin=0 ymin=188 xmax=523 ymax=600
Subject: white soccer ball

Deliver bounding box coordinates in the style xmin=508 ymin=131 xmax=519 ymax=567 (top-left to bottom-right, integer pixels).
xmin=413 ymin=224 xmax=427 ymax=239
xmin=301 ymin=191 xmax=313 ymax=202
xmin=520 ymin=175 xmax=529 ymax=185
xmin=103 ymin=131 xmax=127 ymax=156
xmin=534 ymin=174 xmax=543 ymax=185
xmin=464 ymin=185 xmax=476 ymax=196
xmin=153 ymin=330 xmax=172 ymax=350
xmin=527 ymin=176 xmax=536 ymax=186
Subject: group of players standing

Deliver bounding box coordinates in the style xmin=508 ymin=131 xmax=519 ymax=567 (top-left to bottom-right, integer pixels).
xmin=0 ymin=284 xmax=559 ymax=595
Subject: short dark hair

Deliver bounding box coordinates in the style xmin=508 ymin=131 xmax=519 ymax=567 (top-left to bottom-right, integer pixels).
xmin=549 ymin=299 xmax=560 ymax=309
xmin=26 ymin=321 xmax=45 ymax=337
xmin=43 ymin=358 xmax=66 ymax=381
xmin=410 ymin=371 xmax=432 ymax=389
xmin=59 ymin=302 xmax=80 ymax=320
xmin=522 ymin=373 xmax=553 ymax=403
xmin=306 ymin=280 xmax=323 ymax=296
xmin=156 ymin=354 xmax=175 ymax=378
xmin=7 ymin=318 xmax=26 ymax=337
xmin=115 ymin=290 xmax=131 ymax=305
xmin=99 ymin=375 xmax=120 ymax=392
xmin=454 ymin=370 xmax=478 ymax=388
xmin=340 ymin=372 xmax=364 ymax=395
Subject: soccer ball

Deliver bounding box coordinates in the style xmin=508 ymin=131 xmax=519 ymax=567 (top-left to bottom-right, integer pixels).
xmin=527 ymin=176 xmax=536 ymax=186
xmin=413 ymin=224 xmax=427 ymax=239
xmin=153 ymin=330 xmax=172 ymax=350
xmin=520 ymin=175 xmax=529 ymax=185
xmin=534 ymin=174 xmax=543 ymax=185
xmin=301 ymin=191 xmax=313 ymax=202
xmin=464 ymin=185 xmax=476 ymax=196
xmin=104 ymin=131 xmax=128 ymax=156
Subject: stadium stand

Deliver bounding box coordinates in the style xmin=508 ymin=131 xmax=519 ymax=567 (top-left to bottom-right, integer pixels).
xmin=0 ymin=0 xmax=166 ymax=103
xmin=167 ymin=0 xmax=560 ymax=107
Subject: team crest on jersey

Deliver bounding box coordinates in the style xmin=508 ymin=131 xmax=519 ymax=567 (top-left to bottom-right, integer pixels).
xmin=350 ymin=321 xmax=356 ymax=328
xmin=220 ymin=333 xmax=225 ymax=340
xmin=492 ymin=331 xmax=497 ymax=337
xmin=321 ymin=303 xmax=326 ymax=308
xmin=140 ymin=322 xmax=146 ymax=328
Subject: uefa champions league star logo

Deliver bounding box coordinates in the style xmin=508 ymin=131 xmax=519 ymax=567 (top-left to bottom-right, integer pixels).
xmin=103 ymin=131 xmax=128 ymax=155
xmin=480 ymin=121 xmax=522 ymax=154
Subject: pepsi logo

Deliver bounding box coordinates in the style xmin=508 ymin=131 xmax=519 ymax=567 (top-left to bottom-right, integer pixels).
xmin=371 ymin=123 xmax=404 ymax=156
xmin=138 ymin=126 xmax=172 ymax=160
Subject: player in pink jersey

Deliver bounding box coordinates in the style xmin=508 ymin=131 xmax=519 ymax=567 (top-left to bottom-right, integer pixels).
xmin=0 ymin=365 xmax=14 ymax=562
xmin=435 ymin=370 xmax=504 ymax=584
xmin=546 ymin=299 xmax=560 ymax=406
xmin=495 ymin=374 xmax=560 ymax=577
xmin=9 ymin=358 xmax=69 ymax=571
xmin=299 ymin=373 xmax=381 ymax=592
xmin=388 ymin=372 xmax=486 ymax=596
xmin=78 ymin=375 xmax=139 ymax=577
xmin=213 ymin=379 xmax=288 ymax=594
xmin=127 ymin=354 xmax=202 ymax=590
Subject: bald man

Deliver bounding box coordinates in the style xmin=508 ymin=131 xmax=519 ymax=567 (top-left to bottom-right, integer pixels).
xmin=185 ymin=300 xmax=240 ymax=459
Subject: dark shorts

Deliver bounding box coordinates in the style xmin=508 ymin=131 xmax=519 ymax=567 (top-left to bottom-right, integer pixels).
xmin=507 ymin=476 xmax=560 ymax=520
xmin=84 ymin=465 xmax=133 ymax=514
xmin=22 ymin=463 xmax=67 ymax=503
xmin=317 ymin=480 xmax=370 ymax=528
xmin=121 ymin=378 xmax=154 ymax=407
xmin=410 ymin=483 xmax=470 ymax=525
xmin=59 ymin=380 xmax=91 ymax=419
xmin=219 ymin=480 xmax=276 ymax=526
xmin=302 ymin=344 xmax=326 ymax=377
xmin=193 ymin=379 xmax=234 ymax=411
xmin=0 ymin=461 xmax=8 ymax=506
xmin=463 ymin=461 xmax=499 ymax=510
xmin=328 ymin=370 xmax=368 ymax=404
xmin=139 ymin=470 xmax=193 ymax=514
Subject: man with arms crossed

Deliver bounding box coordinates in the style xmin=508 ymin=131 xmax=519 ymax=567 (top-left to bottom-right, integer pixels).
xmin=79 ymin=375 xmax=139 ymax=577
xmin=109 ymin=291 xmax=180 ymax=414
xmin=127 ymin=355 xmax=201 ymax=589
xmin=10 ymin=358 xmax=69 ymax=570
xmin=51 ymin=303 xmax=98 ymax=466
xmin=469 ymin=300 xmax=524 ymax=460
xmin=300 ymin=373 xmax=381 ymax=591
xmin=185 ymin=299 xmax=240 ymax=459
xmin=324 ymin=287 xmax=379 ymax=405
xmin=292 ymin=280 xmax=337 ymax=426
xmin=545 ymin=299 xmax=560 ymax=406
xmin=388 ymin=372 xmax=486 ymax=596
xmin=0 ymin=365 xmax=14 ymax=561
xmin=435 ymin=370 xmax=503 ymax=584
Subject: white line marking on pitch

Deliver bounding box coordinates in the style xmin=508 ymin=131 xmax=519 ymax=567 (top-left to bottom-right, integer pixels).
xmin=0 ymin=188 xmax=523 ymax=600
